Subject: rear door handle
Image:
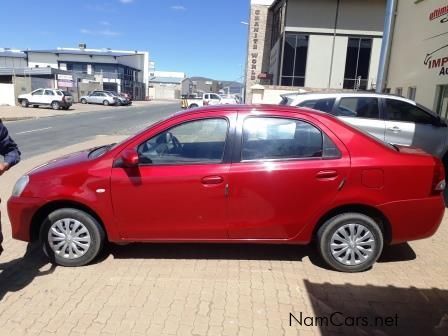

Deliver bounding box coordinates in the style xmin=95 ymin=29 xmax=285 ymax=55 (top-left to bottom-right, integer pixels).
xmin=201 ymin=175 xmax=224 ymax=185
xmin=316 ymin=170 xmax=338 ymax=180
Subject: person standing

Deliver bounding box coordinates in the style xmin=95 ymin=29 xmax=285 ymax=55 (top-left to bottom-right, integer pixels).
xmin=0 ymin=119 xmax=21 ymax=255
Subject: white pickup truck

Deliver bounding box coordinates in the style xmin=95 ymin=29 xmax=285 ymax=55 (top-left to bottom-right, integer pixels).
xmin=181 ymin=93 xmax=237 ymax=109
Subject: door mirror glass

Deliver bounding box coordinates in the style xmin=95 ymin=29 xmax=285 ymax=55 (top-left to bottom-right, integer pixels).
xmin=121 ymin=148 xmax=139 ymax=167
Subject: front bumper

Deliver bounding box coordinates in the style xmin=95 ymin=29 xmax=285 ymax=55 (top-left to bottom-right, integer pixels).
xmin=378 ymin=196 xmax=445 ymax=244
xmin=7 ymin=196 xmax=43 ymax=242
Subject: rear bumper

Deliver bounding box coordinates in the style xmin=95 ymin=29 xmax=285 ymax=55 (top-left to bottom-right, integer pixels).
xmin=378 ymin=196 xmax=445 ymax=244
xmin=7 ymin=196 xmax=43 ymax=242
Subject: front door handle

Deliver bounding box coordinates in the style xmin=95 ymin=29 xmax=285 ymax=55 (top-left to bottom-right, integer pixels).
xmin=316 ymin=170 xmax=338 ymax=180
xmin=201 ymin=175 xmax=224 ymax=185
xmin=388 ymin=126 xmax=401 ymax=133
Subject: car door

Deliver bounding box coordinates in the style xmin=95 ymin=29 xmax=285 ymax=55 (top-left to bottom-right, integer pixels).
xmin=110 ymin=112 xmax=236 ymax=240
xmin=209 ymin=94 xmax=222 ymax=105
xmin=43 ymin=89 xmax=55 ymax=105
xmin=29 ymin=89 xmax=44 ymax=104
xmin=86 ymin=92 xmax=97 ymax=103
xmin=228 ymin=111 xmax=350 ymax=239
xmin=334 ymin=96 xmax=386 ymax=142
xmin=383 ymin=98 xmax=447 ymax=156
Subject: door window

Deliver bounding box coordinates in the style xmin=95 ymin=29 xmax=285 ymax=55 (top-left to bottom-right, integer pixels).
xmin=210 ymin=94 xmax=220 ymax=100
xmin=32 ymin=89 xmax=44 ymax=95
xmin=44 ymin=90 xmax=54 ymax=95
xmin=138 ymin=118 xmax=229 ymax=165
xmin=297 ymin=98 xmax=335 ymax=114
xmin=384 ymin=99 xmax=436 ymax=124
xmin=241 ymin=117 xmax=325 ymax=161
xmin=335 ymin=97 xmax=379 ymax=119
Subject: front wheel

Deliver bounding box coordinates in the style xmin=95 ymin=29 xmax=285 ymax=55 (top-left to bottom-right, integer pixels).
xmin=317 ymin=213 xmax=383 ymax=273
xmin=103 ymin=100 xmax=110 ymax=106
xmin=81 ymin=98 xmax=87 ymax=104
xmin=21 ymin=99 xmax=29 ymax=108
xmin=40 ymin=208 xmax=105 ymax=267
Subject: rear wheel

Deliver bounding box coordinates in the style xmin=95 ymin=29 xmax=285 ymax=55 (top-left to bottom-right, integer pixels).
xmin=51 ymin=101 xmax=60 ymax=110
xmin=103 ymin=100 xmax=110 ymax=106
xmin=317 ymin=213 xmax=383 ymax=272
xmin=21 ymin=99 xmax=29 ymax=108
xmin=40 ymin=208 xmax=105 ymax=267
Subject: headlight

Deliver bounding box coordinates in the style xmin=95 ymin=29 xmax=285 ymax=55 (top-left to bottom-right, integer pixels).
xmin=12 ymin=175 xmax=29 ymax=197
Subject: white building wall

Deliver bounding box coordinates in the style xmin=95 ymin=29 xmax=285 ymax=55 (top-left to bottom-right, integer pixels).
xmin=0 ymin=83 xmax=15 ymax=106
xmin=27 ymin=53 xmax=58 ymax=68
xmin=329 ymin=36 xmax=348 ymax=89
xmin=305 ymin=35 xmax=333 ymax=88
xmin=368 ymin=38 xmax=382 ymax=90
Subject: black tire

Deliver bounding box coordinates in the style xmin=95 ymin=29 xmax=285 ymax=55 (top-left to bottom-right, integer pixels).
xmin=21 ymin=99 xmax=29 ymax=108
xmin=103 ymin=100 xmax=110 ymax=106
xmin=33 ymin=105 xmax=39 ymax=108
xmin=51 ymin=101 xmax=60 ymax=110
xmin=81 ymin=98 xmax=87 ymax=104
xmin=317 ymin=213 xmax=383 ymax=273
xmin=189 ymin=104 xmax=199 ymax=108
xmin=39 ymin=208 xmax=106 ymax=267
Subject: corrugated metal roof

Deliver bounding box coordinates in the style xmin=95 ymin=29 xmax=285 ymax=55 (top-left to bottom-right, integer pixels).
xmin=26 ymin=49 xmax=140 ymax=57
xmin=149 ymin=76 xmax=183 ymax=84
xmin=0 ymin=51 xmax=27 ymax=58
xmin=0 ymin=67 xmax=72 ymax=76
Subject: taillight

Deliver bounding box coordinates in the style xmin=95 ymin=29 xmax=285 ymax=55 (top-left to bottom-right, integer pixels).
xmin=432 ymin=158 xmax=446 ymax=194
xmin=62 ymin=95 xmax=66 ymax=102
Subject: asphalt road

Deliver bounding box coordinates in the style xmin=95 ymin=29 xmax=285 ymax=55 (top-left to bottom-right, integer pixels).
xmin=4 ymin=102 xmax=180 ymax=159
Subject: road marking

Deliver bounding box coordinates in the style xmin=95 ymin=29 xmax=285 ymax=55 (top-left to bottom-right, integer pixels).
xmin=16 ymin=127 xmax=52 ymax=135
xmin=99 ymin=116 xmax=115 ymax=120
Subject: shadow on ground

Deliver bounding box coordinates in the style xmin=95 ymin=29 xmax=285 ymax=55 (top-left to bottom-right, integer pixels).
xmin=300 ymin=280 xmax=448 ymax=336
xmin=106 ymin=242 xmax=416 ymax=270
xmin=0 ymin=243 xmax=56 ymax=301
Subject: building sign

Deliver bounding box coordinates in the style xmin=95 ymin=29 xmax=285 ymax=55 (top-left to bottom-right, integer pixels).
xmin=57 ymin=74 xmax=73 ymax=81
xmin=423 ymin=4 xmax=448 ymax=76
xmin=58 ymin=80 xmax=74 ymax=88
xmin=250 ymin=9 xmax=261 ymax=81
xmin=429 ymin=4 xmax=448 ymax=22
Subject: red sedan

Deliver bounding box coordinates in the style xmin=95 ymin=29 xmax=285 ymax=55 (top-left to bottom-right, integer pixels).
xmin=7 ymin=105 xmax=446 ymax=272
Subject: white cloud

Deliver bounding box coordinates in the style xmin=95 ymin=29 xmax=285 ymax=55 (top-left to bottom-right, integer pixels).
xmin=119 ymin=0 xmax=134 ymax=4
xmin=100 ymin=21 xmax=110 ymax=26
xmin=80 ymin=28 xmax=121 ymax=37
xmin=170 ymin=5 xmax=186 ymax=11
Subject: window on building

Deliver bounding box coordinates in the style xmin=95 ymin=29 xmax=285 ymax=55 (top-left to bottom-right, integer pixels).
xmin=281 ymin=34 xmax=309 ymax=87
xmin=395 ymin=88 xmax=403 ymax=97
xmin=271 ymin=4 xmax=283 ymax=48
xmin=436 ymin=85 xmax=448 ymax=121
xmin=343 ymin=38 xmax=372 ymax=90
xmin=407 ymin=87 xmax=417 ymax=101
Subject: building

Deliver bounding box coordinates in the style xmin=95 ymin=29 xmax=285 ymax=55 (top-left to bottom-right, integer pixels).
xmin=26 ymin=46 xmax=149 ymax=100
xmin=245 ymin=0 xmax=386 ymax=103
xmin=385 ymin=0 xmax=448 ymax=119
xmin=148 ymin=71 xmax=185 ymax=100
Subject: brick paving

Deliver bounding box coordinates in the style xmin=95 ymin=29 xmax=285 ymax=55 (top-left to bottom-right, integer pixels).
xmin=0 ymin=136 xmax=447 ymax=336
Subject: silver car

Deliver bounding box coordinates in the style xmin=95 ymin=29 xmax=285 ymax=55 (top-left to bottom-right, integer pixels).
xmin=281 ymin=92 xmax=448 ymax=162
xmin=80 ymin=91 xmax=118 ymax=106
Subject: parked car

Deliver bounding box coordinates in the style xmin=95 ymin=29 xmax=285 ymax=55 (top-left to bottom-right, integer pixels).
xmin=80 ymin=91 xmax=118 ymax=106
xmin=18 ymin=88 xmax=73 ymax=110
xmin=8 ymin=105 xmax=445 ymax=272
xmin=104 ymin=91 xmax=132 ymax=106
xmin=280 ymin=92 xmax=448 ymax=163
xmin=219 ymin=94 xmax=239 ymax=104
xmin=181 ymin=92 xmax=229 ymax=109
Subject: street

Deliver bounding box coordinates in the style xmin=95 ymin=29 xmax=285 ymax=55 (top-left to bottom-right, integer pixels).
xmin=4 ymin=102 xmax=180 ymax=159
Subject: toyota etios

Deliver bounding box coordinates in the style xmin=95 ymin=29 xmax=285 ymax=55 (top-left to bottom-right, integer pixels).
xmin=8 ymin=105 xmax=445 ymax=272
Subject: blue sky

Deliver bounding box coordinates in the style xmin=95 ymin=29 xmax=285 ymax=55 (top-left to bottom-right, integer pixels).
xmin=0 ymin=0 xmax=250 ymax=81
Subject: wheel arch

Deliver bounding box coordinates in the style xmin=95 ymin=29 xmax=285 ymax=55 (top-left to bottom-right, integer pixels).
xmin=30 ymin=200 xmax=108 ymax=242
xmin=312 ymin=204 xmax=392 ymax=244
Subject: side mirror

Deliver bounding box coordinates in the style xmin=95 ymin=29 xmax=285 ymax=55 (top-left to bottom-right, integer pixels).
xmin=121 ymin=148 xmax=139 ymax=168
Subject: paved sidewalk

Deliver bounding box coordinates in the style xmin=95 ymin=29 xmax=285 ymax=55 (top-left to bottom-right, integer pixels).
xmin=0 ymin=100 xmax=178 ymax=121
xmin=0 ymin=136 xmax=447 ymax=336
